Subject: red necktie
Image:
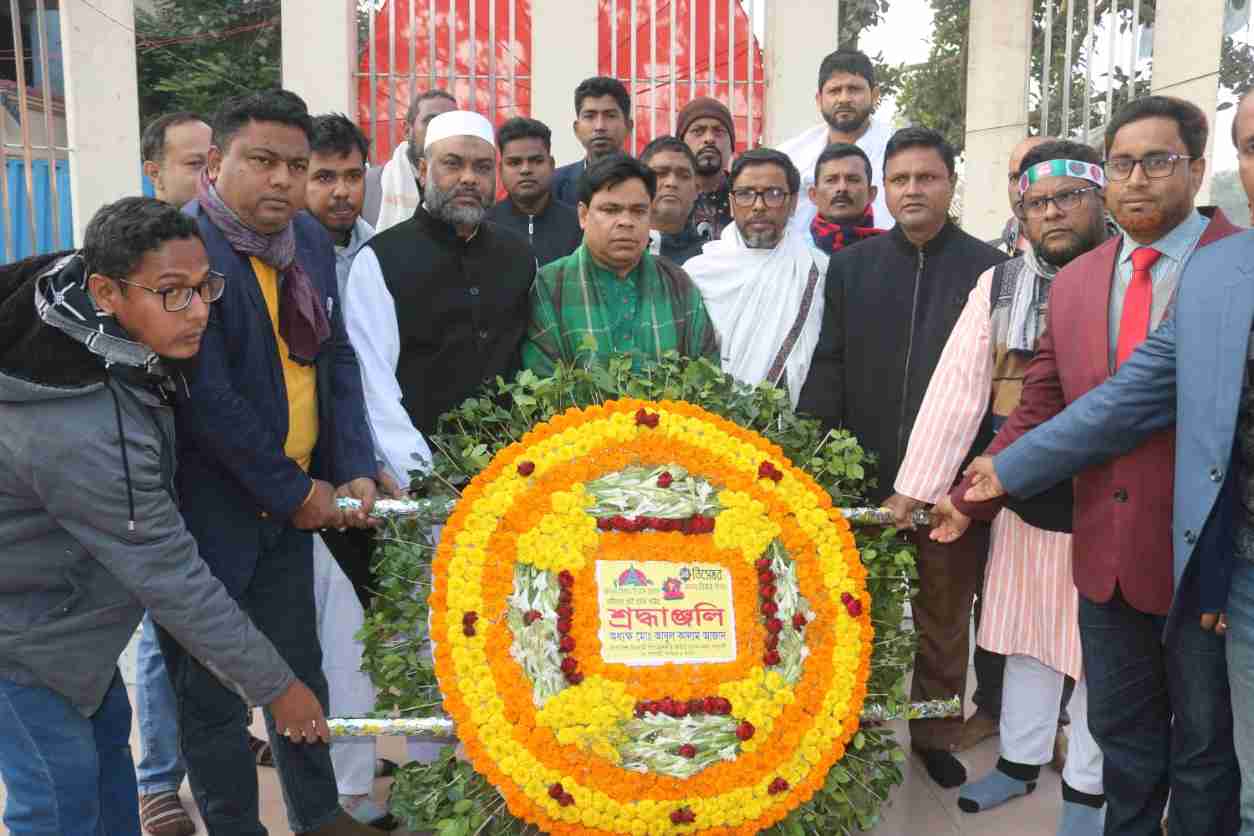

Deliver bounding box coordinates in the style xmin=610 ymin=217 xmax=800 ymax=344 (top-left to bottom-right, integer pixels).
xmin=1115 ymin=246 xmax=1161 ymax=367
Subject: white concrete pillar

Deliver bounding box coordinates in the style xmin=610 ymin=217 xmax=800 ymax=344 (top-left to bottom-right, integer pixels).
xmin=531 ymin=0 xmax=598 ymax=166
xmin=281 ymin=0 xmax=356 ymax=117
xmin=960 ymin=0 xmax=1033 ymax=241
xmin=763 ymin=0 xmax=839 ymax=146
xmin=60 ymin=0 xmax=141 ymax=245
xmin=1150 ymin=0 xmax=1226 ymax=204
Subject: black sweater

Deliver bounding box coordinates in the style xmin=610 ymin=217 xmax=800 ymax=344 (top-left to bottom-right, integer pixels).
xmin=797 ymin=222 xmax=1007 ymax=500
xmin=485 ymin=197 xmax=583 ymax=267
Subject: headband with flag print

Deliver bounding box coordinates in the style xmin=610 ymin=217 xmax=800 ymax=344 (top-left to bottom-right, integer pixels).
xmin=1018 ymin=158 xmax=1106 ymax=196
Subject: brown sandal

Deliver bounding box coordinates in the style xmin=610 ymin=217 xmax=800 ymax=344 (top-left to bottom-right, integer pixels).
xmin=248 ymin=733 xmax=275 ymax=767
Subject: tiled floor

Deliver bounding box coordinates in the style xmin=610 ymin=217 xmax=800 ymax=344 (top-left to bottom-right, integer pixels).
xmin=0 ymin=687 xmax=1073 ymax=836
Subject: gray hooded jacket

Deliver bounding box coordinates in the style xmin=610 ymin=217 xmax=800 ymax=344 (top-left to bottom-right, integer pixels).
xmin=0 ymin=252 xmax=295 ymax=716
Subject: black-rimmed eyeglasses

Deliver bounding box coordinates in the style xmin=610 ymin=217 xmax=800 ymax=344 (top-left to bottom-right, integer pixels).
xmin=114 ymin=271 xmax=225 ymax=312
xmin=730 ymin=187 xmax=793 ymax=209
xmin=1014 ymin=185 xmax=1102 ymax=219
xmin=1104 ymin=153 xmax=1191 ymax=181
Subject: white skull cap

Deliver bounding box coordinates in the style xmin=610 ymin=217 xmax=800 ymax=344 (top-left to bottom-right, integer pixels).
xmin=423 ymin=110 xmax=495 ymax=152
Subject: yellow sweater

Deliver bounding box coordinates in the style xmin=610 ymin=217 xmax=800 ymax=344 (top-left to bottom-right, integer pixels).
xmin=251 ymin=258 xmax=318 ymax=472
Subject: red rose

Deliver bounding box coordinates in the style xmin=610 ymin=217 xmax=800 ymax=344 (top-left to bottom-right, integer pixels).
xmin=461 ymin=624 xmax=476 ymax=637
xmin=556 ymin=605 xmax=573 ymax=620
xmin=769 ymin=777 xmax=790 ymax=795
xmin=557 ymin=618 xmax=573 ymax=634
xmin=736 ymin=721 xmax=755 ymax=741
xmin=558 ymin=570 xmax=575 ymax=588
xmin=761 ymin=601 xmax=779 ymax=616
xmin=462 ymin=611 xmax=478 ymax=625
xmin=517 ymin=461 xmax=535 ymax=476
xmin=523 ymin=610 xmax=542 ymax=626
xmin=596 ymin=517 xmax=613 ymax=531
xmin=840 ymin=591 xmax=853 ymax=604
xmin=558 ymin=588 xmax=573 ymax=606
xmin=548 ymin=783 xmax=565 ymax=800
xmin=760 ymin=584 xmax=776 ymax=600
xmin=758 ymin=570 xmax=775 ymax=585
xmin=765 ymin=633 xmax=779 ymax=651
xmin=715 ymin=697 xmax=732 ymax=715
xmin=846 ymin=599 xmax=864 ymax=617
xmin=765 ymin=618 xmax=783 ymax=633
xmin=764 ymin=649 xmax=781 ymax=666
xmin=565 ymin=671 xmax=584 ymax=685
xmin=678 ymin=744 xmax=697 ymax=758
xmin=560 ymin=657 xmax=578 ymax=675
xmin=703 ymin=696 xmax=720 ymax=714
xmin=657 ymin=472 xmax=673 ymax=488
xmin=754 ymin=557 xmax=772 ymax=571
xmin=559 ymin=635 xmax=575 ymax=653
xmin=792 ymin=613 xmax=808 ymax=630
xmin=687 ymin=698 xmax=705 ymax=715
xmin=558 ymin=792 xmax=575 ymax=807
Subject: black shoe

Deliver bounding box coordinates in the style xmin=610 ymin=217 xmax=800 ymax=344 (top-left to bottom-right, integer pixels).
xmin=912 ymin=745 xmax=967 ymax=788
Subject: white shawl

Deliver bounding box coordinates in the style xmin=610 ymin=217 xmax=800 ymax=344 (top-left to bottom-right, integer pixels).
xmin=375 ymin=141 xmax=421 ymax=233
xmin=685 ymin=223 xmax=826 ymax=407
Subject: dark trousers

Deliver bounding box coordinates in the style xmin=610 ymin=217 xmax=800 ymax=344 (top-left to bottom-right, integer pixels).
xmin=158 ymin=523 xmax=339 ymax=835
xmin=971 ymin=575 xmax=1006 ymax=717
xmin=909 ymin=521 xmax=991 ymax=750
xmin=1079 ymin=586 xmax=1238 ymax=836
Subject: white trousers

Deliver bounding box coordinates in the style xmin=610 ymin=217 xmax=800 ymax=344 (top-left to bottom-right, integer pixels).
xmin=1000 ymin=653 xmax=1103 ymax=796
xmin=406 ymin=523 xmax=449 ymax=765
xmin=313 ymin=536 xmax=377 ymax=796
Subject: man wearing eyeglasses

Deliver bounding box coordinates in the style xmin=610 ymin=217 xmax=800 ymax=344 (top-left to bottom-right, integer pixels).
xmin=686 ymin=148 xmax=827 ymax=406
xmin=169 ymin=90 xmax=386 ymax=836
xmin=0 ymin=198 xmax=331 ymax=836
xmin=889 ymin=141 xmax=1111 ymax=833
xmin=799 ymin=126 xmax=1008 ymax=790
xmin=942 ymin=95 xmax=1243 ymax=836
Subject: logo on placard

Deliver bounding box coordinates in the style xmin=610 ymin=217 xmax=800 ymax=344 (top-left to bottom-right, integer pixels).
xmin=615 ymin=565 xmax=651 ymax=588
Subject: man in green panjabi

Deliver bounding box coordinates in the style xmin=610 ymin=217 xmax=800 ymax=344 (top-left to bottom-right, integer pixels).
xmin=522 ymin=153 xmax=719 ymax=375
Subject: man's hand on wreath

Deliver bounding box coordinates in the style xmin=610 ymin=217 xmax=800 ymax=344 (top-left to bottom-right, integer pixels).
xmin=928 ymin=496 xmax=971 ymax=544
xmin=376 ymin=469 xmax=405 ymax=500
xmin=291 ymin=480 xmax=346 ymax=530
xmin=335 ymin=477 xmax=380 ymax=528
xmin=962 ymin=456 xmax=1006 ymax=502
xmin=883 ymin=493 xmax=925 ymax=530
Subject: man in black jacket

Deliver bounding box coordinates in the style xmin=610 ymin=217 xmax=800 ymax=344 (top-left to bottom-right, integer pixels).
xmin=798 ymin=126 xmax=1007 ymax=789
xmin=485 ymin=117 xmax=582 ymax=267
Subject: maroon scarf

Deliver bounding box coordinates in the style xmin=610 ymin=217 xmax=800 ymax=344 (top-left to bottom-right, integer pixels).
xmin=196 ymin=170 xmax=330 ymax=365
xmin=809 ymin=205 xmax=884 ymax=256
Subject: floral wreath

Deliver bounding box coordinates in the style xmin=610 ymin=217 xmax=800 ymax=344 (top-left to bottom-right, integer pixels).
xmin=431 ymin=398 xmax=873 ymax=834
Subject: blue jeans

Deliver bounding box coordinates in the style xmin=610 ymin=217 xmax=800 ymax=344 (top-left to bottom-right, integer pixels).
xmin=0 ymin=670 xmax=140 ymax=836
xmin=157 ymin=522 xmax=339 ymax=835
xmin=1224 ymin=559 xmax=1254 ymax=835
xmin=1079 ymin=585 xmax=1238 ymax=836
xmin=134 ymin=613 xmax=186 ymax=795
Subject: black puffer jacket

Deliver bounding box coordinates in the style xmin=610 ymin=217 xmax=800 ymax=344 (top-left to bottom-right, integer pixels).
xmin=798 ymin=222 xmax=1007 ymax=500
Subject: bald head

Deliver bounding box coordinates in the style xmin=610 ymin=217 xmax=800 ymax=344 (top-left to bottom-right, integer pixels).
xmin=1007 ymin=135 xmax=1053 ymax=212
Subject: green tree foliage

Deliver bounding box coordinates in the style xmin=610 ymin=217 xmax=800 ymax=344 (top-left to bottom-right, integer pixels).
xmin=894 ymin=0 xmax=1254 ymax=154
xmin=135 ymin=0 xmax=280 ymax=125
